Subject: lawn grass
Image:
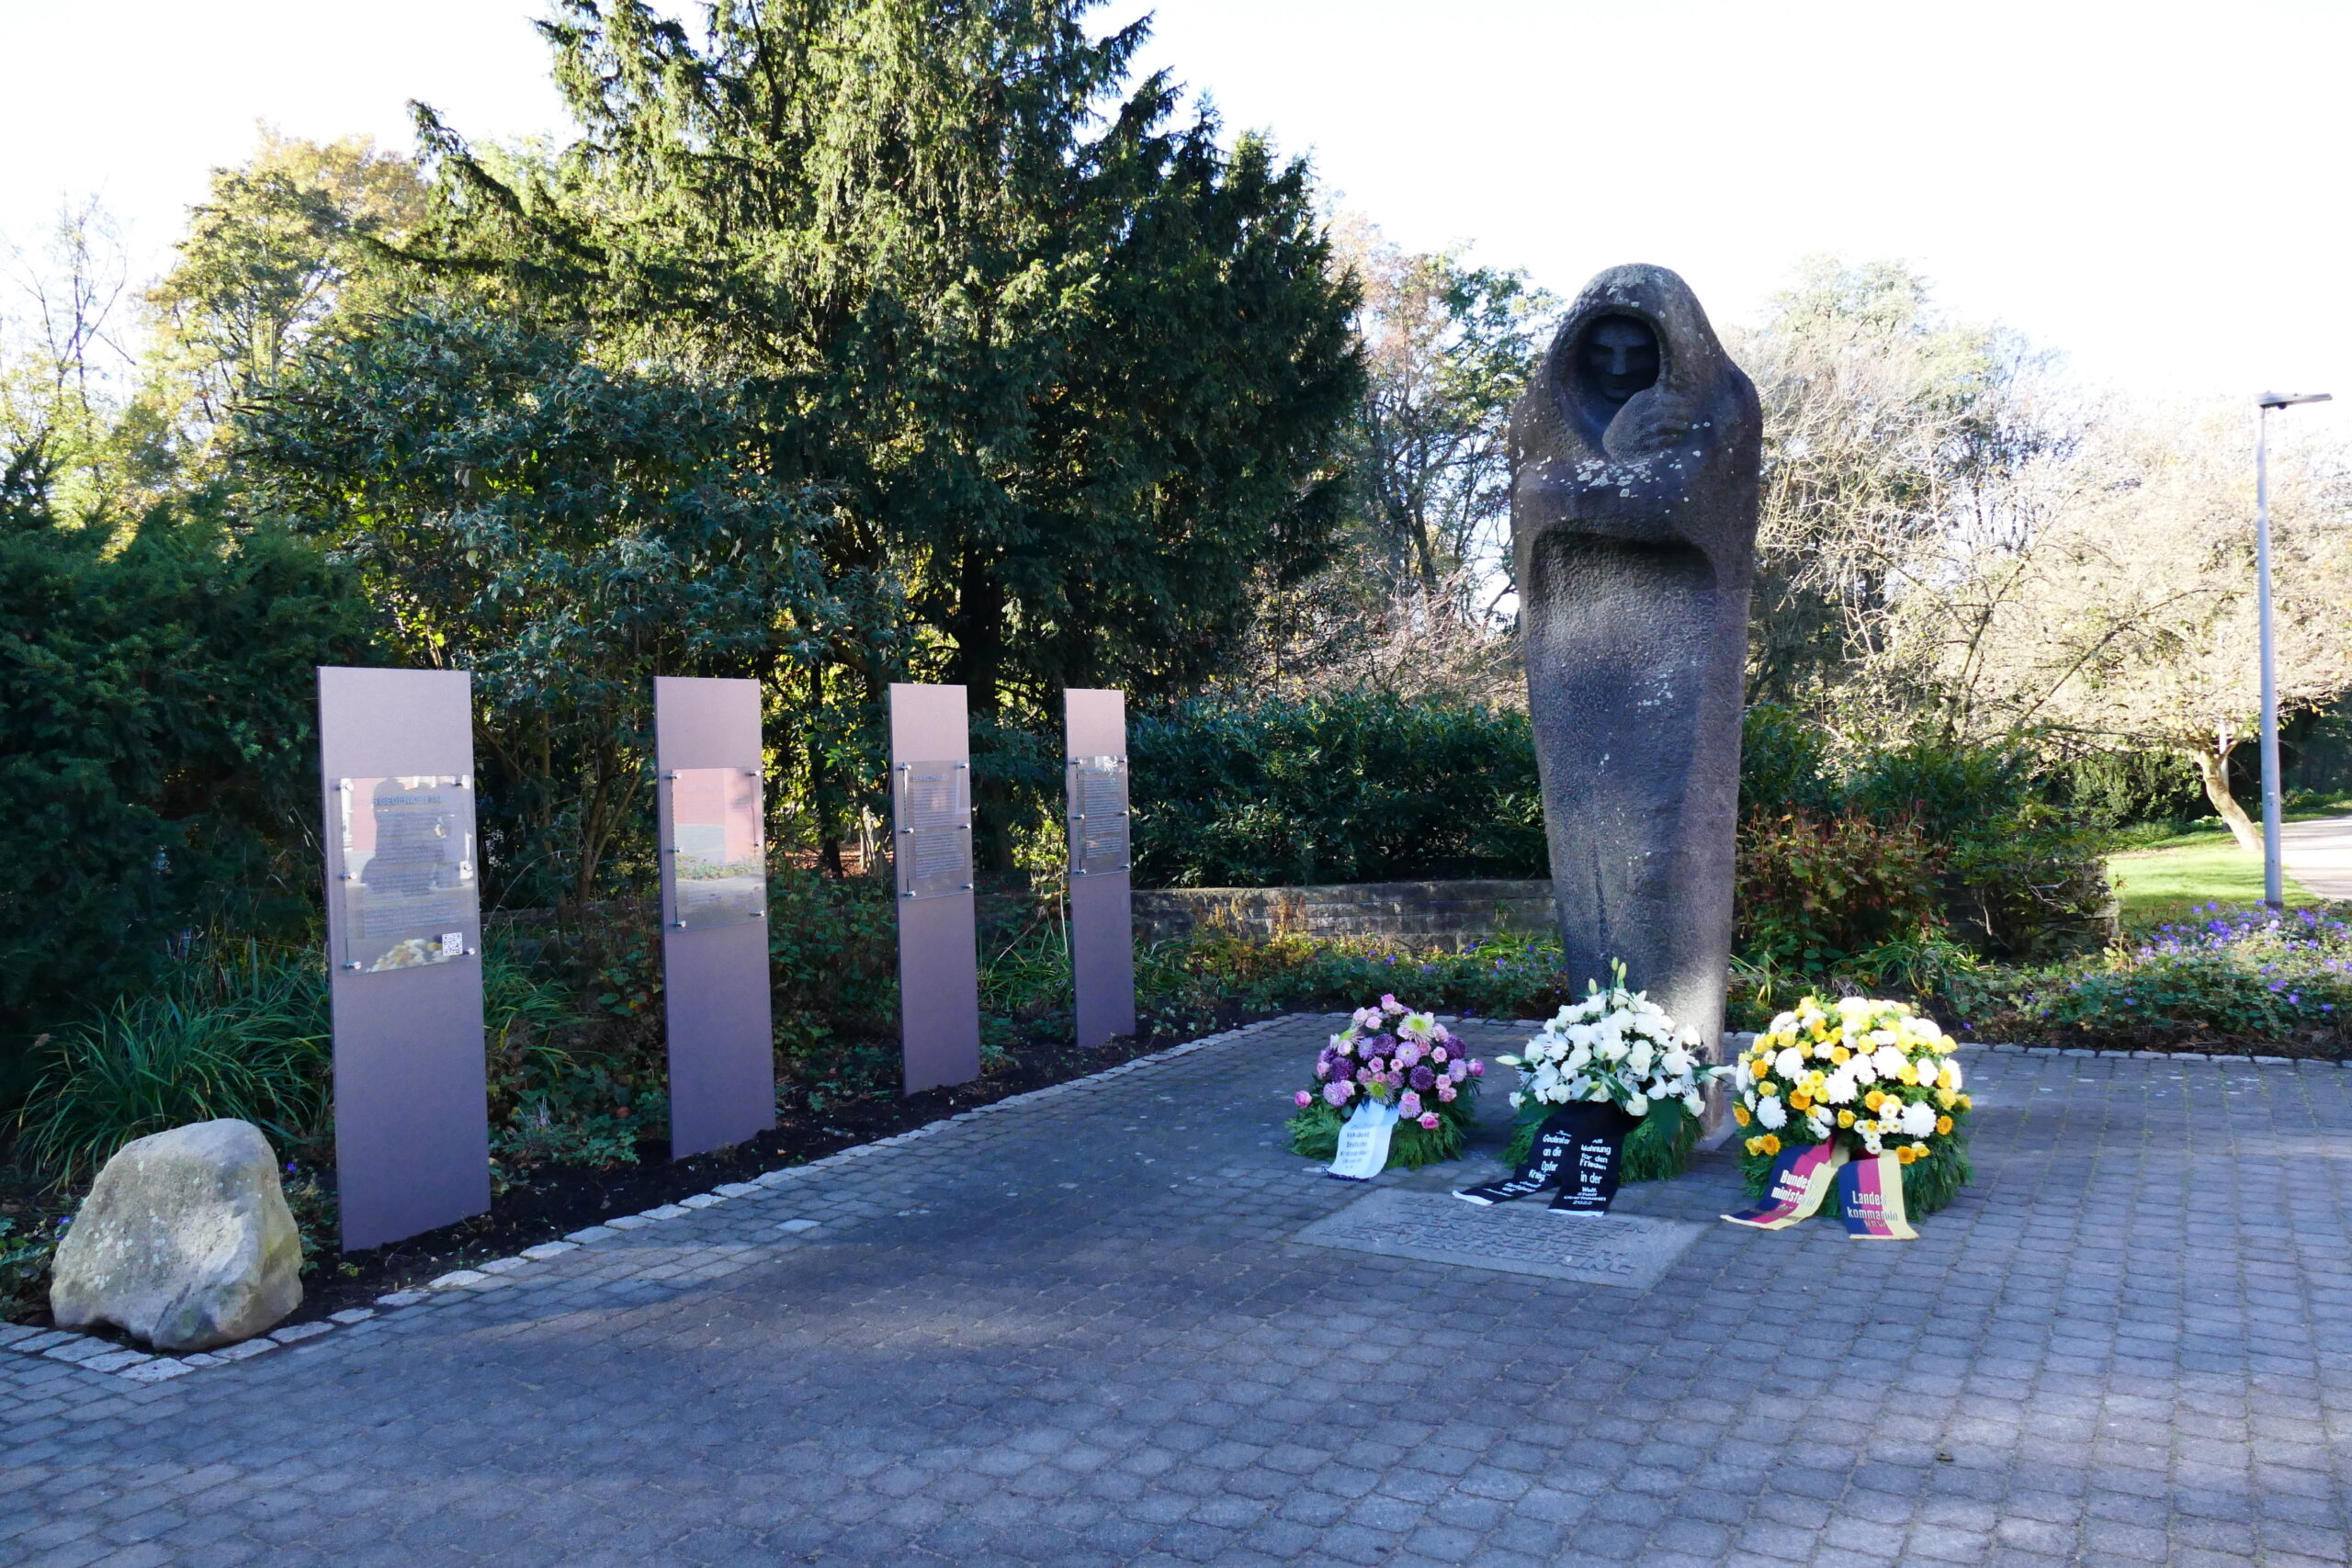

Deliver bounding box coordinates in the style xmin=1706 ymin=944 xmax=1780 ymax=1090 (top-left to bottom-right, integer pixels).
xmin=2106 ymin=820 xmax=2321 ymax=929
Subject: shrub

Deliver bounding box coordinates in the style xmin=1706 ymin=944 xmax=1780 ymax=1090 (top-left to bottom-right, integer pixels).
xmin=1734 ymin=713 xmax=2111 ymax=964
xmin=769 ymin=868 xmax=901 ymax=1079
xmin=14 ymin=943 xmax=332 ymax=1189
xmin=2052 ymin=749 xmax=2209 ymax=830
xmin=1952 ymin=903 xmax=2352 ymax=1055
xmin=1137 ymin=929 xmax=1594 ymax=1026
xmin=14 ymin=933 xmax=578 ymax=1190
xmin=1735 ymin=811 xmax=1943 ymax=973
xmin=1129 ymin=694 xmax=1547 ymax=887
xmin=0 ymin=476 xmax=376 ymax=1088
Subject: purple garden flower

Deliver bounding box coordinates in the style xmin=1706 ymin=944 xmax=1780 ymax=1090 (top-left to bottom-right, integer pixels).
xmin=1410 ymin=1065 xmax=1438 ymax=1092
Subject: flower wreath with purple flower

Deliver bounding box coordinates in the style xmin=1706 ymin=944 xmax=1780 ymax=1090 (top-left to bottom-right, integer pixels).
xmin=1284 ymin=995 xmax=1486 ymax=1170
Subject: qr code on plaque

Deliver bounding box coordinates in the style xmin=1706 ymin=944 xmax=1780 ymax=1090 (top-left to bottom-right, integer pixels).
xmin=440 ymin=932 xmax=465 ymax=955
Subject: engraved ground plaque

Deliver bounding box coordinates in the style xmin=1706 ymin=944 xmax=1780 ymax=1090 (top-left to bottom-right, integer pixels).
xmin=1068 ymin=755 xmax=1130 ymax=878
xmin=334 ymin=774 xmax=480 ymax=973
xmin=1296 ymin=1190 xmax=1704 ymax=1291
xmin=896 ymin=761 xmax=973 ymax=901
xmin=665 ymin=766 xmax=765 ymax=931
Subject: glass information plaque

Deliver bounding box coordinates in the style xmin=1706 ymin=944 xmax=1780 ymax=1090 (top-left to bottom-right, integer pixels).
xmin=666 ymin=767 xmax=767 ymax=931
xmin=896 ymin=761 xmax=973 ymax=901
xmin=335 ymin=775 xmax=481 ymax=973
xmin=1068 ymin=755 xmax=1130 ymax=879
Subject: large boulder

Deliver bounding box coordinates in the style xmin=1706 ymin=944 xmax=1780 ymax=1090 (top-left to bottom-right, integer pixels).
xmin=50 ymin=1120 xmax=303 ymax=1351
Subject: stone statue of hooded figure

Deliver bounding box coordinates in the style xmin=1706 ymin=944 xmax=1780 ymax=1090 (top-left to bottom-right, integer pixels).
xmin=1510 ymin=263 xmax=1762 ymax=1050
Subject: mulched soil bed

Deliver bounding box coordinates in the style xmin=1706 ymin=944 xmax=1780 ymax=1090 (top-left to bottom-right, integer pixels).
xmin=4 ymin=1003 xmax=1277 ymax=1337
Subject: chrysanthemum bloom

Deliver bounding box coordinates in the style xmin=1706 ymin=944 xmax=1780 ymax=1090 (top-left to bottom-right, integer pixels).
xmin=1323 ymin=1081 xmax=1353 ymax=1108
xmin=1410 ymin=1065 xmax=1437 ymax=1092
xmin=1399 ymin=1091 xmax=1423 ymax=1118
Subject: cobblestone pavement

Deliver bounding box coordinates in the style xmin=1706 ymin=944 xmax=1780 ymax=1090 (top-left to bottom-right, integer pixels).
xmin=5 ymin=1017 xmax=2351 ymax=1568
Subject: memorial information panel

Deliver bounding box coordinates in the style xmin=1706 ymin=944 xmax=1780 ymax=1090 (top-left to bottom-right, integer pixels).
xmin=335 ymin=774 xmax=480 ymax=972
xmin=667 ymin=767 xmax=766 ymax=931
xmin=1068 ymin=755 xmax=1130 ymax=878
xmin=896 ymin=761 xmax=972 ymax=900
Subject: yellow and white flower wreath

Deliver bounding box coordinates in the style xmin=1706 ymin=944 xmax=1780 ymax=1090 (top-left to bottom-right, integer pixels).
xmin=1731 ymin=996 xmax=1971 ymax=1165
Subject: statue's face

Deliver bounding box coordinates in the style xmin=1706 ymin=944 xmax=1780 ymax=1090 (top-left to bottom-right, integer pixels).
xmin=1581 ymin=316 xmax=1660 ymax=405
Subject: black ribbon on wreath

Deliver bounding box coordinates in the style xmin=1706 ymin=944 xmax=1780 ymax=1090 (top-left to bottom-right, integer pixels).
xmin=1454 ymin=1101 xmax=1635 ymax=1213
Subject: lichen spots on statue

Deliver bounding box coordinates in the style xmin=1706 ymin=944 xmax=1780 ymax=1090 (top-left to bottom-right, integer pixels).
xmin=1510 ymin=264 xmax=1763 ymax=1061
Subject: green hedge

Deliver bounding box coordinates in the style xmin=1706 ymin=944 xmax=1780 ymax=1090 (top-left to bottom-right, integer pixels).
xmin=0 ymin=472 xmax=376 ymax=1078
xmin=1129 ymin=694 xmax=1548 ymax=886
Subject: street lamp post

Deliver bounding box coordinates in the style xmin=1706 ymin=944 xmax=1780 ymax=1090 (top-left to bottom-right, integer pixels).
xmin=2255 ymin=389 xmax=2333 ymax=910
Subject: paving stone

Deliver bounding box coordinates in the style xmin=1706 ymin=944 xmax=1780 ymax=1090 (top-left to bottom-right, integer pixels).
xmin=4 ymin=1024 xmax=2348 ymax=1566
xmin=268 ymin=1323 xmax=334 ymax=1346
xmin=16 ymin=1330 xmax=87 ymax=1356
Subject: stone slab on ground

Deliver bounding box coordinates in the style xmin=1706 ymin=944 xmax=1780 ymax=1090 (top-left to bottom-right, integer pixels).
xmin=2 ymin=1017 xmax=2350 ymax=1568
xmin=1297 ymin=1188 xmax=1706 ymax=1289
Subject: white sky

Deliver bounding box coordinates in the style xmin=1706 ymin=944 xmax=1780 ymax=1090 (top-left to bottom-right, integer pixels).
xmin=2 ymin=0 xmax=2345 ymax=434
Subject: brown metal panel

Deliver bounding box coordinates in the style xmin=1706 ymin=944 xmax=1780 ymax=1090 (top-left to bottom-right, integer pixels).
xmin=318 ymin=667 xmax=489 ymax=1252
xmin=1065 ymin=689 xmax=1136 ymax=1047
xmin=655 ymin=677 xmax=776 ymax=1159
xmin=890 ymin=683 xmax=981 ymax=1093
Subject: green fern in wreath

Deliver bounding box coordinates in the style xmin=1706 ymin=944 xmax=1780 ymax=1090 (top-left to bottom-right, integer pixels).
xmin=1503 ymin=1096 xmax=1703 ymax=1184
xmin=1491 ymin=961 xmax=1724 ymax=1185
xmin=1285 ymin=998 xmax=1487 ymax=1172
xmin=1286 ymin=1100 xmax=1468 ymax=1169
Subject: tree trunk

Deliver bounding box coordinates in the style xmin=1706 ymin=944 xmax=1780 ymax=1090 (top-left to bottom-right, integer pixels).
xmin=2192 ymin=745 xmax=2262 ymax=852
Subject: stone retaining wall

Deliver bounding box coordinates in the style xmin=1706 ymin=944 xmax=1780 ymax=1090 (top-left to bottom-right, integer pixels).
xmin=1132 ymin=878 xmax=1557 ymax=948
